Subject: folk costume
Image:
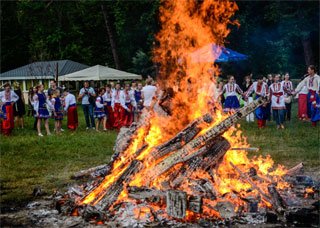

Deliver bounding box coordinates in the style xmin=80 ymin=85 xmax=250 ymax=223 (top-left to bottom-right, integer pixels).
xmin=119 ymin=90 xmax=137 ymax=128
xmin=134 ymin=89 xmax=143 ymax=114
xmin=297 ymin=85 xmax=309 ymax=120
xmin=221 ymin=82 xmax=243 ymax=112
xmin=245 ymin=81 xmax=269 ymax=129
xmin=242 ymin=81 xmax=254 ymax=122
xmin=0 ymin=90 xmax=19 ymax=136
xmin=111 ymin=89 xmax=122 ymax=129
xmin=295 ymin=74 xmax=320 ymax=127
xmin=269 ymin=82 xmax=288 ymax=127
xmin=282 ymin=80 xmax=294 ymax=121
xmin=103 ymin=91 xmax=114 ymax=129
xmin=51 ymin=97 xmax=63 ymax=120
xmin=64 ymin=93 xmax=78 ymax=130
xmin=94 ymin=96 xmax=106 ymax=119
xmin=33 ymin=93 xmax=52 ymax=119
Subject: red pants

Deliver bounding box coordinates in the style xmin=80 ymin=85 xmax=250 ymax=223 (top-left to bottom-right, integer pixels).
xmin=257 ymin=119 xmax=266 ymax=129
xmin=298 ymin=94 xmax=308 ymax=119
xmin=2 ymin=104 xmax=14 ymax=136
xmin=120 ymin=104 xmax=133 ymax=129
xmin=105 ymin=105 xmax=114 ymax=129
xmin=67 ymin=106 xmax=78 ymax=131
xmin=113 ymin=103 xmax=121 ymax=129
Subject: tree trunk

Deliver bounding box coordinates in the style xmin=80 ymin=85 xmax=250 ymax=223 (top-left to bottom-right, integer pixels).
xmin=101 ymin=3 xmax=121 ymax=70
xmin=301 ymin=32 xmax=314 ymax=67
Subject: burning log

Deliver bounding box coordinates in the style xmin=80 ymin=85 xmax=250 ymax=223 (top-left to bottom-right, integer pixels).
xmin=149 ymin=113 xmax=213 ymax=160
xmin=267 ymin=184 xmax=286 ymax=211
xmin=286 ymin=162 xmax=304 ymax=176
xmin=72 ymin=164 xmax=107 ymax=179
xmin=166 ymin=190 xmax=187 ymax=219
xmin=145 ymin=97 xmax=267 ymax=180
xmin=90 ymin=159 xmax=144 ymax=211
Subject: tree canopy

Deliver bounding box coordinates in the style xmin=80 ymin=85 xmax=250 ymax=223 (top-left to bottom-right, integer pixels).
xmin=1 ymin=0 xmax=319 ymax=79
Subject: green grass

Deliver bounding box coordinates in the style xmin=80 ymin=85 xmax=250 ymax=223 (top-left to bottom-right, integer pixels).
xmin=0 ymin=102 xmax=319 ymax=209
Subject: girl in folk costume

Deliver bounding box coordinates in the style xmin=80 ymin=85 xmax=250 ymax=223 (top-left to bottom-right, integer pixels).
xmin=51 ymin=90 xmax=63 ymax=134
xmin=133 ymin=82 xmax=143 ymax=122
xmin=269 ymin=74 xmax=289 ymax=129
xmin=244 ymin=75 xmax=269 ymax=129
xmin=63 ymin=89 xmax=78 ymax=131
xmin=282 ymin=72 xmax=294 ymax=121
xmin=120 ymin=83 xmax=137 ymax=128
xmin=242 ymin=75 xmax=254 ymax=122
xmin=33 ymin=84 xmax=53 ymax=136
xmin=294 ymin=65 xmax=320 ymax=128
xmin=94 ymin=88 xmax=107 ymax=132
xmin=220 ymin=75 xmax=243 ymax=112
xmin=297 ymin=74 xmax=309 ymax=120
xmin=103 ymin=85 xmax=114 ymax=130
xmin=0 ymin=83 xmax=19 ymax=136
xmin=111 ymin=83 xmax=122 ymax=129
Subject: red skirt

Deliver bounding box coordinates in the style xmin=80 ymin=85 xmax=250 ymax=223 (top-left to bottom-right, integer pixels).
xmin=298 ymin=94 xmax=308 ymax=119
xmin=105 ymin=105 xmax=114 ymax=129
xmin=67 ymin=106 xmax=78 ymax=131
xmin=2 ymin=104 xmax=14 ymax=136
xmin=113 ymin=103 xmax=121 ymax=128
xmin=120 ymin=104 xmax=133 ymax=128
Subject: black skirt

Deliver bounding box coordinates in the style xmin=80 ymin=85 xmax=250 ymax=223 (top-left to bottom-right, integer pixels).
xmin=13 ymin=89 xmax=26 ymax=117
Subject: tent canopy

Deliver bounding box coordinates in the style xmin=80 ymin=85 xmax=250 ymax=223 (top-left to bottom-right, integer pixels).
xmin=191 ymin=43 xmax=248 ymax=63
xmin=59 ymin=65 xmax=142 ymax=81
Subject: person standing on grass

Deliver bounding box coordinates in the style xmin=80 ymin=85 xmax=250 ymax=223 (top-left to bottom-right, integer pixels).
xmin=94 ymin=88 xmax=107 ymax=132
xmin=294 ymin=65 xmax=320 ymax=128
xmin=220 ymin=75 xmax=243 ymax=113
xmin=111 ymin=83 xmax=122 ymax=129
xmin=78 ymin=81 xmax=96 ymax=130
xmin=244 ymin=75 xmax=269 ymax=129
xmin=29 ymin=86 xmax=38 ymax=130
xmin=51 ymin=90 xmax=63 ymax=134
xmin=13 ymin=82 xmax=26 ymax=129
xmin=27 ymin=87 xmax=34 ymax=117
xmin=0 ymin=83 xmax=19 ymax=136
xmin=103 ymin=85 xmax=114 ymax=130
xmin=242 ymin=75 xmax=254 ymax=122
xmin=141 ymin=78 xmax=157 ymax=111
xmin=120 ymin=83 xmax=137 ymax=128
xmin=134 ymin=82 xmax=143 ymax=122
xmin=33 ymin=84 xmax=53 ymax=137
xmin=63 ymin=89 xmax=78 ymax=131
xmin=297 ymin=74 xmax=309 ymax=121
xmin=282 ymin=72 xmax=294 ymax=121
xmin=269 ymin=74 xmax=289 ymax=130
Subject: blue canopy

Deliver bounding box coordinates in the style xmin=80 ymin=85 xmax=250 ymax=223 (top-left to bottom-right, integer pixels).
xmin=191 ymin=43 xmax=248 ymax=63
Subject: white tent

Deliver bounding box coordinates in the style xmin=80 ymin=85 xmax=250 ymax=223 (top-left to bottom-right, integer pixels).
xmin=59 ymin=65 xmax=142 ymax=81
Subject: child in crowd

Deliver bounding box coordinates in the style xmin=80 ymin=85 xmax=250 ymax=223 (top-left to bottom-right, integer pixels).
xmin=51 ymin=90 xmax=63 ymax=134
xmin=33 ymin=84 xmax=53 ymax=136
xmin=282 ymin=72 xmax=294 ymax=121
xmin=134 ymin=82 xmax=143 ymax=122
xmin=103 ymin=85 xmax=114 ymax=130
xmin=94 ymin=88 xmax=107 ymax=132
xmin=112 ymin=83 xmax=122 ymax=129
xmin=244 ymin=75 xmax=269 ymax=129
xmin=269 ymin=74 xmax=288 ymax=129
xmin=120 ymin=83 xmax=137 ymax=128
xmin=242 ymin=75 xmax=254 ymax=122
xmin=220 ymin=75 xmax=243 ymax=112
xmin=63 ymin=89 xmax=78 ymax=131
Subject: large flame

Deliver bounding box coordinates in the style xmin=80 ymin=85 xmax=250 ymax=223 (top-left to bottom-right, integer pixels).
xmin=80 ymin=0 xmax=288 ymax=220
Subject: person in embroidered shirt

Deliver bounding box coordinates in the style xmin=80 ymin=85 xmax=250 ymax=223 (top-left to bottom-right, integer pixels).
xmin=63 ymin=89 xmax=78 ymax=131
xmin=269 ymin=74 xmax=289 ymax=129
xmin=244 ymin=75 xmax=269 ymax=129
xmin=282 ymin=72 xmax=294 ymax=121
xmin=220 ymin=75 xmax=243 ymax=113
xmin=103 ymin=85 xmax=114 ymax=130
xmin=111 ymin=83 xmax=122 ymax=129
xmin=294 ymin=65 xmax=320 ymax=128
xmin=0 ymin=83 xmax=19 ymax=136
xmin=94 ymin=88 xmax=107 ymax=132
xmin=119 ymin=83 xmax=137 ymax=129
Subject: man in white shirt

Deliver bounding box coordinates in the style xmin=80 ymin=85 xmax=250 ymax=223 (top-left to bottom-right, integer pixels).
xmin=141 ymin=78 xmax=157 ymax=110
xmin=294 ymin=65 xmax=320 ymax=128
xmin=78 ymin=81 xmax=96 ymax=130
xmin=64 ymin=90 xmax=78 ymax=131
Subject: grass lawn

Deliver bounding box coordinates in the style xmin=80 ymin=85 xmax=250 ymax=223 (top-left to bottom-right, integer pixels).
xmin=0 ymin=102 xmax=319 ymax=209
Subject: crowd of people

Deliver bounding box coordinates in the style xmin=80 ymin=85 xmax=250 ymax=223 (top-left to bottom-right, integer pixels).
xmin=219 ymin=65 xmax=320 ymax=129
xmin=0 ymin=78 xmax=157 ymax=136
xmin=0 ymin=65 xmax=319 ymax=137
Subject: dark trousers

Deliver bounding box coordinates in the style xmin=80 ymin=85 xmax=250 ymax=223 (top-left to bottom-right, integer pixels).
xmin=285 ymin=103 xmax=291 ymax=121
xmin=273 ymin=109 xmax=285 ymax=126
xmin=82 ymin=104 xmax=95 ymax=128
